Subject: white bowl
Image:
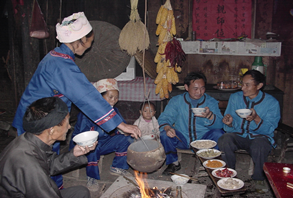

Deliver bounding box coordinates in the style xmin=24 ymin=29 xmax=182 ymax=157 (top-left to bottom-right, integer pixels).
xmin=212 ymin=168 xmax=237 ymax=179
xmin=196 ymin=149 xmax=221 ymax=159
xmin=191 ymin=108 xmax=206 ymax=115
xmin=190 ymin=140 xmax=217 ymax=150
xmin=141 ymin=134 xmax=156 ymax=140
xmin=73 ymin=131 xmax=99 ymax=147
xmin=235 ymin=109 xmax=252 ymax=118
xmin=171 ymin=174 xmax=189 ymax=186
xmin=203 ymin=159 xmax=226 ymax=169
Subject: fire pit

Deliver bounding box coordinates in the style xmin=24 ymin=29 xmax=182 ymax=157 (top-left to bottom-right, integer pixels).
xmin=100 ymin=176 xmax=206 ymax=198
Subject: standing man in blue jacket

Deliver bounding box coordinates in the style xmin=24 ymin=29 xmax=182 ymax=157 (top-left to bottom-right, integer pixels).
xmin=158 ymin=72 xmax=224 ymax=175
xmin=218 ymin=70 xmax=280 ymax=194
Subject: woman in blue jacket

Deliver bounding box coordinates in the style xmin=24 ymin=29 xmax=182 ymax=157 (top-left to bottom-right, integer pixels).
xmin=12 ymin=12 xmax=140 ymax=189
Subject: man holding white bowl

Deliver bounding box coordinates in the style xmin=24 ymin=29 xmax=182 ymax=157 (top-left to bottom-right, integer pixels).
xmin=219 ymin=70 xmax=280 ymax=194
xmin=0 ymin=97 xmax=96 ymax=198
xmin=158 ymin=72 xmax=225 ymax=175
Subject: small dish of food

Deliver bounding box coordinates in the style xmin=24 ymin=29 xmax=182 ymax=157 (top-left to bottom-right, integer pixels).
xmin=196 ymin=149 xmax=221 ymax=159
xmin=171 ymin=174 xmax=189 ymax=186
xmin=190 ymin=140 xmax=217 ymax=150
xmin=176 ymin=85 xmax=185 ymax=90
xmin=215 ymin=81 xmax=240 ymax=91
xmin=217 ymin=178 xmax=244 ymax=190
xmin=212 ymin=168 xmax=237 ymax=179
xmin=203 ymin=159 xmax=226 ymax=169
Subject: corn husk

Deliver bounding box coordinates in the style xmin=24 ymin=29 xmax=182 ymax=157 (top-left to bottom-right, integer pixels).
xmin=119 ymin=0 xmax=150 ymax=56
xmin=154 ymin=0 xmax=178 ymax=99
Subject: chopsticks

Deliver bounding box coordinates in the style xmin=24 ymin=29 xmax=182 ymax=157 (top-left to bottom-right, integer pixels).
xmin=287 ymin=182 xmax=293 ymax=190
xmin=175 ymin=135 xmax=182 ymax=142
xmin=170 ymin=172 xmax=198 ymax=181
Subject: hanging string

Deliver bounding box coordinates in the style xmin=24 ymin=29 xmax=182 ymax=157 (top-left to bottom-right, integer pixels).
xmin=56 ymin=0 xmax=62 ymax=47
xmin=142 ymin=0 xmax=148 ymax=100
xmin=138 ymin=0 xmax=161 ymax=143
xmin=44 ymin=0 xmax=48 ymax=54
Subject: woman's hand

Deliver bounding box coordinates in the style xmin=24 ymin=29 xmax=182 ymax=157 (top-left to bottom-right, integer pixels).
xmin=223 ymin=114 xmax=233 ymax=127
xmin=73 ymin=141 xmax=98 ymax=157
xmin=118 ymin=122 xmax=141 ymax=139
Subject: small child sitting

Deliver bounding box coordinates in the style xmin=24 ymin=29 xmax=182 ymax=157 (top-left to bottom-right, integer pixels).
xmin=69 ymin=79 xmax=133 ymax=191
xmin=133 ymin=101 xmax=160 ymax=139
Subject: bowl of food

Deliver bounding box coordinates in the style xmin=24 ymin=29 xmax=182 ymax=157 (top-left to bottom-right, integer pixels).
xmin=171 ymin=174 xmax=189 ymax=186
xmin=191 ymin=108 xmax=206 ymax=116
xmin=217 ymin=178 xmax=244 ymax=190
xmin=216 ymin=81 xmax=240 ymax=90
xmin=196 ymin=149 xmax=221 ymax=159
xmin=212 ymin=168 xmax=237 ymax=179
xmin=203 ymin=159 xmax=226 ymax=169
xmin=190 ymin=140 xmax=217 ymax=150
xmin=236 ymin=109 xmax=252 ymax=118
xmin=73 ymin=131 xmax=99 ymax=147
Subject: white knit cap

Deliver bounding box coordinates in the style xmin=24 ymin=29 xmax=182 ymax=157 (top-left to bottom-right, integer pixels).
xmin=93 ymin=79 xmax=119 ymax=93
xmin=56 ymin=12 xmax=92 ymax=43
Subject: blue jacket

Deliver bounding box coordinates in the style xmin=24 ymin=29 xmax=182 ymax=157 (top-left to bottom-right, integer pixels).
xmin=13 ymin=44 xmax=123 ymax=135
xmin=71 ymin=107 xmax=126 ymax=145
xmin=158 ymin=92 xmax=223 ymax=143
xmin=224 ymin=90 xmax=280 ymax=147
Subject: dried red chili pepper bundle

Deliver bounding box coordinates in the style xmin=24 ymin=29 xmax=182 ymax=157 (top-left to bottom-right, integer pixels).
xmin=162 ymin=37 xmax=186 ymax=68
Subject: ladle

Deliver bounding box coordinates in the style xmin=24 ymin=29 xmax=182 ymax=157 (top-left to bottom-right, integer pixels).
xmin=139 ymin=136 xmax=150 ymax=151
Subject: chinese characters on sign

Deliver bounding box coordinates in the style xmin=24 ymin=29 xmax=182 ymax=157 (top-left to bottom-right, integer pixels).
xmin=192 ymin=0 xmax=252 ymax=40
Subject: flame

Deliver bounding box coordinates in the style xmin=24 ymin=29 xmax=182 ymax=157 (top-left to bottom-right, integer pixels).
xmin=134 ymin=170 xmax=167 ymax=198
xmin=134 ymin=170 xmax=151 ymax=197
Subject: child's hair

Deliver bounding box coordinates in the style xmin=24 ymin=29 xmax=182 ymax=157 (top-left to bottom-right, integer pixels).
xmin=140 ymin=101 xmax=156 ymax=111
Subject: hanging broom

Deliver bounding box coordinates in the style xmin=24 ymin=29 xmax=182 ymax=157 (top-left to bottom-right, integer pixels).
xmin=119 ymin=0 xmax=150 ymax=56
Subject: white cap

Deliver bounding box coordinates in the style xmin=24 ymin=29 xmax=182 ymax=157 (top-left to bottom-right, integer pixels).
xmin=56 ymin=12 xmax=92 ymax=43
xmin=93 ymin=79 xmax=119 ymax=93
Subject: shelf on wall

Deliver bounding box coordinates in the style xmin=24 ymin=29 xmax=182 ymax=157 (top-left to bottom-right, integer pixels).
xmin=180 ymin=41 xmax=281 ymax=57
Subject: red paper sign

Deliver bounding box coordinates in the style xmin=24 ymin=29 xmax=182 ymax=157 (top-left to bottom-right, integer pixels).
xmin=192 ymin=0 xmax=252 ymax=40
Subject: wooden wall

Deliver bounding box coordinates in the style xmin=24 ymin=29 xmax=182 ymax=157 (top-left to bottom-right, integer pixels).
xmin=6 ymin=0 xmax=293 ymax=126
xmin=270 ymin=0 xmax=293 ymax=126
xmin=148 ymin=0 xmax=293 ymax=127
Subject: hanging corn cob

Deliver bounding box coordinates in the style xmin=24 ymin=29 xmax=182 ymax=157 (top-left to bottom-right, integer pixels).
xmin=154 ymin=0 xmax=186 ymax=99
xmin=119 ymin=0 xmax=150 ymax=56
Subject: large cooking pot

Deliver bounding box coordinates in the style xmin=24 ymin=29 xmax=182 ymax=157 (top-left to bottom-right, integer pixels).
xmin=127 ymin=139 xmax=166 ymax=173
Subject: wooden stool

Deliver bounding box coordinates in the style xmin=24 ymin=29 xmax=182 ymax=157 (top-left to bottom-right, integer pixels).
xmin=176 ymin=148 xmax=207 ymax=178
xmin=235 ymin=149 xmax=254 ymax=176
xmin=176 ymin=148 xmax=194 ymax=162
xmin=276 ymin=123 xmax=293 ymax=163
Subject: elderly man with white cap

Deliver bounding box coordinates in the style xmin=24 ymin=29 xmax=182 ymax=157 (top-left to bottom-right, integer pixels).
xmin=70 ymin=78 xmax=133 ymax=190
xmin=12 ymin=12 xmax=141 ymax=189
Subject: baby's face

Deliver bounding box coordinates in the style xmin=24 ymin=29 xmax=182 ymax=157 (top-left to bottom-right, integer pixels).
xmin=140 ymin=105 xmax=156 ymax=120
xmin=102 ymin=90 xmax=119 ymax=107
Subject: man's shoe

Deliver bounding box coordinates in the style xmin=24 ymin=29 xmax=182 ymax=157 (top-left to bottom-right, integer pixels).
xmin=162 ymin=163 xmax=181 ymax=176
xmin=110 ymin=166 xmax=133 ymax=177
xmin=254 ymin=180 xmax=268 ymax=194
